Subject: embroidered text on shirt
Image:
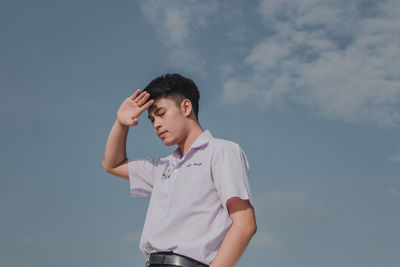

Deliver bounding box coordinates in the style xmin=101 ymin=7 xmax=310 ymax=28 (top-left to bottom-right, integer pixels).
xmin=186 ymin=162 xmax=203 ymax=167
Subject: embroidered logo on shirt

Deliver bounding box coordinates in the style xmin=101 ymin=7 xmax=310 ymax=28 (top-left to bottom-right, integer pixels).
xmin=162 ymin=168 xmax=171 ymax=179
xmin=186 ymin=162 xmax=203 ymax=167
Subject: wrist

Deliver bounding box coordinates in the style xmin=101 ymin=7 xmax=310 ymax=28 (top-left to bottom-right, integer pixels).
xmin=115 ymin=118 xmax=130 ymax=129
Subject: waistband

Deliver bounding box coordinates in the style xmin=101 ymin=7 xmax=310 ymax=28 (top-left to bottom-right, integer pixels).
xmin=146 ymin=252 xmax=209 ymax=267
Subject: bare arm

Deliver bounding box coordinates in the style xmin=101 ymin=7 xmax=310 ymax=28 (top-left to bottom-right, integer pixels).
xmin=102 ymin=89 xmax=154 ymax=179
xmin=102 ymin=120 xmax=130 ymax=179
xmin=210 ymin=198 xmax=257 ymax=267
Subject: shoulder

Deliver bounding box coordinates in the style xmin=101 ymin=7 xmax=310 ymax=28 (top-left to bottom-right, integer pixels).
xmin=129 ymin=150 xmax=174 ymax=167
xmin=207 ymin=136 xmax=243 ymax=155
xmin=207 ymin=136 xmax=250 ymax=175
xmin=209 ymin=136 xmax=241 ymax=148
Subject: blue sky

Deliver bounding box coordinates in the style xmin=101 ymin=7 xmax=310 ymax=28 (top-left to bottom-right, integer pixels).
xmin=1 ymin=0 xmax=400 ymax=266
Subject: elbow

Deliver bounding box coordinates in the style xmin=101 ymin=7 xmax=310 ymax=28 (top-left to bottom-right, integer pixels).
xmin=247 ymin=220 xmax=257 ymax=237
xmin=228 ymin=199 xmax=257 ymax=237
xmin=238 ymin=221 xmax=257 ymax=239
xmin=250 ymin=222 xmax=257 ymax=237
xmin=234 ymin=218 xmax=257 ymax=238
xmin=246 ymin=211 xmax=257 ymax=237
xmin=102 ymin=161 xmax=112 ymax=173
xmin=246 ymin=207 xmax=257 ymax=237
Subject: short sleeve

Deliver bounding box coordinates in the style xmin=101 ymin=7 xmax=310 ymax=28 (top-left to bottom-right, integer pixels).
xmin=211 ymin=142 xmax=252 ymax=210
xmin=127 ymin=157 xmax=162 ymax=197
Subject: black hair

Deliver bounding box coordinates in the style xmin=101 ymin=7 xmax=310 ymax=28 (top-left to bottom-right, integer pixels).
xmin=143 ymin=73 xmax=200 ymax=120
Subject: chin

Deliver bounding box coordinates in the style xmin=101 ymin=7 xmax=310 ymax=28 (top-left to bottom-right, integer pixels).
xmin=161 ymin=138 xmax=176 ymax=146
xmin=163 ymin=142 xmax=174 ymax=146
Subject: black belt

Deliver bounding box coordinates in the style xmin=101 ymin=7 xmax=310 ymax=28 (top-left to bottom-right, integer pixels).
xmin=146 ymin=252 xmax=209 ymax=267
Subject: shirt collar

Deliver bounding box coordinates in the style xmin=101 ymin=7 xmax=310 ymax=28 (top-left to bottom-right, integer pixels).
xmin=190 ymin=129 xmax=213 ymax=150
xmin=172 ymin=129 xmax=213 ymax=160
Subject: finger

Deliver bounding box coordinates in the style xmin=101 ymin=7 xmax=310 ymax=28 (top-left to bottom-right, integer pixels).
xmin=130 ymin=89 xmax=141 ymax=100
xmin=134 ymin=91 xmax=147 ymax=103
xmin=136 ymin=92 xmax=151 ymax=106
xmin=140 ymin=99 xmax=154 ymax=111
xmin=135 ymin=99 xmax=154 ymax=118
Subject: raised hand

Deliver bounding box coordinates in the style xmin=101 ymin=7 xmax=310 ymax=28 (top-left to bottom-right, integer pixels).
xmin=117 ymin=89 xmax=154 ymax=127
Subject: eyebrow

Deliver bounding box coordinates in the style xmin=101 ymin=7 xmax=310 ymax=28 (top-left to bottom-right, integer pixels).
xmin=148 ymin=106 xmax=164 ymax=120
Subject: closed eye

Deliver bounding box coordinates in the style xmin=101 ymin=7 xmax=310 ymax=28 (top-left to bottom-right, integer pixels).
xmin=156 ymin=108 xmax=165 ymax=116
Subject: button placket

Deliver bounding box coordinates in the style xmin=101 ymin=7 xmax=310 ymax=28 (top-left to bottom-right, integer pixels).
xmin=151 ymin=161 xmax=179 ymax=231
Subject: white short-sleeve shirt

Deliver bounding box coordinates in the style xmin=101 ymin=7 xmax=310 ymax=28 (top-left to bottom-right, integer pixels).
xmin=128 ymin=130 xmax=252 ymax=265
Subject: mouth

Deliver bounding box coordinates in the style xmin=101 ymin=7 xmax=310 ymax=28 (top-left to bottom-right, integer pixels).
xmin=158 ymin=131 xmax=167 ymax=138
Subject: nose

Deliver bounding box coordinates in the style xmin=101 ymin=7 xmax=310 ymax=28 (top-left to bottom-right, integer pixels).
xmin=153 ymin=117 xmax=162 ymax=132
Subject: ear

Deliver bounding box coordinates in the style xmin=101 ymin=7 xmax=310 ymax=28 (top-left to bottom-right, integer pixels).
xmin=180 ymin=99 xmax=193 ymax=117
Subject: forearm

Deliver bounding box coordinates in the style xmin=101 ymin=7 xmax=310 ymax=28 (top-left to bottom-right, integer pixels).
xmin=210 ymin=222 xmax=255 ymax=267
xmin=102 ymin=119 xmax=129 ymax=170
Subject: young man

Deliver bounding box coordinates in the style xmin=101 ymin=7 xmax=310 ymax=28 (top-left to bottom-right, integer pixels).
xmin=102 ymin=74 xmax=256 ymax=267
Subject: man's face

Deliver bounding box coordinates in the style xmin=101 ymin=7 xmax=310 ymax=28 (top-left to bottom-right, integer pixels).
xmin=148 ymin=97 xmax=188 ymax=146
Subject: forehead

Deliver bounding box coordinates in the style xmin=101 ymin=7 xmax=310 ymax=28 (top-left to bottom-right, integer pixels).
xmin=148 ymin=97 xmax=178 ymax=116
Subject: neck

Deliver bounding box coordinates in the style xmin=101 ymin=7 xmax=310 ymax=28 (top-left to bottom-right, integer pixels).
xmin=178 ymin=123 xmax=204 ymax=157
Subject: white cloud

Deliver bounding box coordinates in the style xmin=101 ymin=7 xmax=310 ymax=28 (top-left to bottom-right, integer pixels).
xmin=218 ymin=64 xmax=235 ymax=78
xmin=253 ymin=191 xmax=328 ymax=225
xmin=250 ymin=231 xmax=284 ymax=248
xmin=222 ymin=79 xmax=257 ymax=104
xmin=164 ymin=7 xmax=189 ymax=45
xmin=223 ymin=0 xmax=400 ymax=127
xmin=140 ymin=0 xmax=218 ymax=75
xmin=245 ymin=40 xmax=291 ymax=72
xmin=167 ymin=47 xmax=206 ymax=75
xmin=141 ymin=0 xmax=400 ymax=127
